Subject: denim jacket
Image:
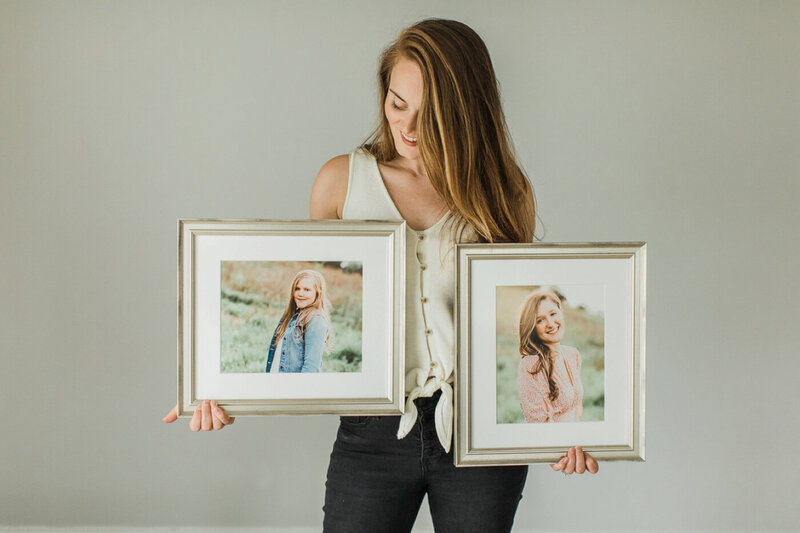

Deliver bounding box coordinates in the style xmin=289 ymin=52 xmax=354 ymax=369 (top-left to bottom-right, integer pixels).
xmin=265 ymin=312 xmax=328 ymax=373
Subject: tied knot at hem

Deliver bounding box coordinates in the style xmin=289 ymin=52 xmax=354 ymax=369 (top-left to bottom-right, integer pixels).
xmin=396 ymin=377 xmax=454 ymax=452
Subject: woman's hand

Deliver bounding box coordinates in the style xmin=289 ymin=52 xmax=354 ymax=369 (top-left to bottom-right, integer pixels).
xmin=550 ymin=446 xmax=598 ymax=474
xmin=162 ymin=400 xmax=235 ymax=431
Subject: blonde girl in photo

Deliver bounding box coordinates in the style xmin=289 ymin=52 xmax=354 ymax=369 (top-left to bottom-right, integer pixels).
xmin=265 ymin=269 xmax=331 ymax=373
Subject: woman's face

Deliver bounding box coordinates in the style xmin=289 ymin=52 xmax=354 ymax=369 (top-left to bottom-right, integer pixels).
xmin=533 ymin=298 xmax=564 ymax=346
xmin=293 ymin=277 xmax=317 ymax=309
xmin=384 ymin=57 xmax=423 ymax=160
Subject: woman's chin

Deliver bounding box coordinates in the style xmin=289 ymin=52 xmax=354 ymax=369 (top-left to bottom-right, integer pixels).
xmin=543 ymin=336 xmax=563 ymax=347
xmin=394 ymin=141 xmax=420 ymax=159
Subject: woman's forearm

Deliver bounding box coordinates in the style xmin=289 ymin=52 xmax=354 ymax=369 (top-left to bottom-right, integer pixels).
xmin=300 ymin=316 xmax=328 ymax=372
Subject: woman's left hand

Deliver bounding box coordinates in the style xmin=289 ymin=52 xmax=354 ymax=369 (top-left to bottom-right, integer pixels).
xmin=550 ymin=446 xmax=598 ymax=474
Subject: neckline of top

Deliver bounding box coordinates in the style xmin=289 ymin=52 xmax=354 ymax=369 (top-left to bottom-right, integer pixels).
xmin=367 ymin=152 xmax=449 ymax=233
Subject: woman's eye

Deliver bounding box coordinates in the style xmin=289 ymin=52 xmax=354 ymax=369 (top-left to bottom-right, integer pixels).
xmin=391 ymin=101 xmax=405 ymax=111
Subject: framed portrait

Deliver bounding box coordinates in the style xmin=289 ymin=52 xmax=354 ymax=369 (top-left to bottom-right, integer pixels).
xmin=454 ymin=242 xmax=646 ymax=466
xmin=177 ymin=219 xmax=406 ymax=416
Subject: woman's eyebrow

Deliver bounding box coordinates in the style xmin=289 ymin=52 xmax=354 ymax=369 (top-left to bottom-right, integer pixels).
xmin=388 ymin=89 xmax=407 ymax=103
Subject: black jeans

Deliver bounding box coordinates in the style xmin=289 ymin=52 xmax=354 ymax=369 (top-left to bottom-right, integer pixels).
xmin=323 ymin=393 xmax=528 ymax=533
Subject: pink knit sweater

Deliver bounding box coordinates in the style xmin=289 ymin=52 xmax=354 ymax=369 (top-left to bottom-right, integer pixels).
xmin=517 ymin=346 xmax=584 ymax=423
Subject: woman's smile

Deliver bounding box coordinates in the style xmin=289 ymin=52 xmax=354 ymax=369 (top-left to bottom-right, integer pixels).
xmin=401 ymin=131 xmax=417 ymax=146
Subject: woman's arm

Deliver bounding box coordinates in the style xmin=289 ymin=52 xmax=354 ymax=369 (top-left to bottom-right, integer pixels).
xmin=517 ymin=357 xmax=553 ymax=423
xmin=265 ymin=325 xmax=281 ymax=372
xmin=309 ymin=155 xmax=349 ymax=219
xmin=300 ymin=314 xmax=329 ymax=373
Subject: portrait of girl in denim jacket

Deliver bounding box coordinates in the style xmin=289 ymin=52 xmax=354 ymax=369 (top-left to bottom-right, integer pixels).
xmin=265 ymin=269 xmax=331 ymax=373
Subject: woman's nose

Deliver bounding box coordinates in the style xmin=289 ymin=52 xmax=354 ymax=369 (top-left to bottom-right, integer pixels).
xmin=404 ymin=113 xmax=418 ymax=134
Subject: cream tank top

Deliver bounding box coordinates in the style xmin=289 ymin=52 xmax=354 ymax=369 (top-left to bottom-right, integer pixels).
xmin=342 ymin=148 xmax=456 ymax=451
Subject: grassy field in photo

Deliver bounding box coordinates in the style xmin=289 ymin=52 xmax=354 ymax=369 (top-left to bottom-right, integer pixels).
xmin=220 ymin=261 xmax=363 ymax=373
xmin=496 ymin=285 xmax=605 ymax=424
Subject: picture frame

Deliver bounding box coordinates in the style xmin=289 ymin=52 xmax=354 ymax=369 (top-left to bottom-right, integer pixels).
xmin=177 ymin=219 xmax=406 ymax=416
xmin=454 ymin=242 xmax=646 ymax=466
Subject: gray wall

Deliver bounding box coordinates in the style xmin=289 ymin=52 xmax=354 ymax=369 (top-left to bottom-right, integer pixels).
xmin=1 ymin=1 xmax=798 ymax=531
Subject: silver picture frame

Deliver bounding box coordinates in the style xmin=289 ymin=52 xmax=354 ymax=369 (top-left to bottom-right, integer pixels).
xmin=178 ymin=219 xmax=406 ymax=416
xmin=454 ymin=242 xmax=646 ymax=466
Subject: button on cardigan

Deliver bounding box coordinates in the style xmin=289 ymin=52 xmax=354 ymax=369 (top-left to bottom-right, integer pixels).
xmin=342 ymin=148 xmax=458 ymax=451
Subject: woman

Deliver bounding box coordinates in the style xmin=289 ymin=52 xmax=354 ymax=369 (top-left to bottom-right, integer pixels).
xmin=517 ymin=290 xmax=584 ymax=423
xmin=164 ymin=18 xmax=598 ymax=532
xmin=265 ymin=269 xmax=331 ymax=373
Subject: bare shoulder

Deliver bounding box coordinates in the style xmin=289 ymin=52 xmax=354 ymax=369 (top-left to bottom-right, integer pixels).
xmin=309 ymin=154 xmax=350 ymax=219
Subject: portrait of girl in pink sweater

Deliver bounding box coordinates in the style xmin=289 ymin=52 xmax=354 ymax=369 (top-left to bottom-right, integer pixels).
xmin=496 ymin=285 xmax=605 ymax=424
xmin=516 ymin=290 xmax=584 ymax=423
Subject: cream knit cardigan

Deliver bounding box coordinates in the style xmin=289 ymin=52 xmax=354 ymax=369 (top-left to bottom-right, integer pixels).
xmin=342 ymin=148 xmax=457 ymax=451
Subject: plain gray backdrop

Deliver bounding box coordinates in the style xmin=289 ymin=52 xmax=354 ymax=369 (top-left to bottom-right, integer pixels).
xmin=1 ymin=1 xmax=798 ymax=531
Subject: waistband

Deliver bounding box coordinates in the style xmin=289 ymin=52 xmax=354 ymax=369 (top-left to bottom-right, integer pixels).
xmin=412 ymin=389 xmax=442 ymax=414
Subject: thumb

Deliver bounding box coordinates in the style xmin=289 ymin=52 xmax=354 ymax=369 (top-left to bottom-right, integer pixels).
xmin=162 ymin=405 xmax=179 ymax=423
xmin=550 ymin=456 xmax=567 ymax=471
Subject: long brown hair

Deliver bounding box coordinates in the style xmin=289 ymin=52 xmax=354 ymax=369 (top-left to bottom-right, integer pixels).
xmin=518 ymin=290 xmax=563 ymax=401
xmin=363 ymin=18 xmax=536 ymax=243
xmin=274 ymin=270 xmax=331 ymax=349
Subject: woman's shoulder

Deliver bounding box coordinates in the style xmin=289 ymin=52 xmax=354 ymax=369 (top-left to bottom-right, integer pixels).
xmin=310 ymin=154 xmax=350 ymax=219
xmin=307 ymin=310 xmax=331 ymax=328
xmin=561 ymin=345 xmax=581 ymax=364
xmin=313 ymin=148 xmax=374 ymax=182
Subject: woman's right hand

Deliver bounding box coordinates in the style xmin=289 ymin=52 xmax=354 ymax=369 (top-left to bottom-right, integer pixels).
xmin=550 ymin=446 xmax=598 ymax=474
xmin=162 ymin=400 xmax=235 ymax=431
